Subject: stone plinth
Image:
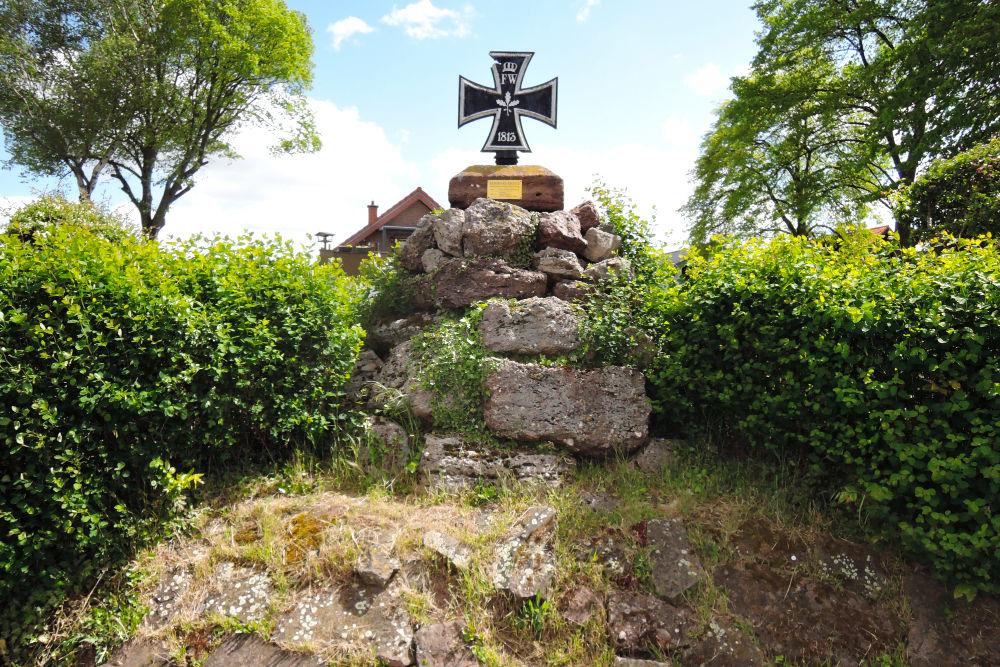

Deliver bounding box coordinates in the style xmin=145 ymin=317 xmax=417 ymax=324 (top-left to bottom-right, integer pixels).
xmin=448 ymin=165 xmax=564 ymax=212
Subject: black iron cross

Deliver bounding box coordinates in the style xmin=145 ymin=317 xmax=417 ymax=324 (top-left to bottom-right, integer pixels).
xmin=458 ymin=51 xmax=557 ymax=165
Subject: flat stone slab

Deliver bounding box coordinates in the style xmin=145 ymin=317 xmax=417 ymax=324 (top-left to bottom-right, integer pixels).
xmin=420 ymin=434 xmax=575 ymax=492
xmin=493 ymin=506 xmax=558 ymax=599
xmin=102 ymin=639 xmax=173 ymax=666
xmin=356 ymin=547 xmax=400 ymax=588
xmin=479 ymin=296 xmax=581 ymax=355
xmin=715 ymin=561 xmax=902 ymax=665
xmin=606 ymin=589 xmax=693 ymax=653
xmin=449 ymin=165 xmax=564 ymax=212
xmin=563 ymin=586 xmax=603 ymax=625
xmin=647 ymin=518 xmax=706 ymax=602
xmin=274 ymin=583 xmax=413 ymax=666
xmin=201 ymin=562 xmax=273 ymax=624
xmin=423 ymin=530 xmax=472 ymax=571
xmin=433 ymin=257 xmax=547 ymax=309
xmin=202 ymin=635 xmax=322 ymax=666
xmin=414 ymin=620 xmax=479 ymax=667
xmin=484 ymin=361 xmax=650 ymax=457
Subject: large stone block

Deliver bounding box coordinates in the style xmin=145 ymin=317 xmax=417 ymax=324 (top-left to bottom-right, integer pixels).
xmin=398 ymin=216 xmax=437 ymax=273
xmin=534 ymin=247 xmax=584 ymax=281
xmin=449 ymin=165 xmax=564 ymax=212
xmin=537 ymin=210 xmax=586 ymax=254
xmin=484 ymin=361 xmax=650 ymax=457
xmin=571 ymin=200 xmax=602 ymax=232
xmin=419 ymin=434 xmax=575 ymax=492
xmin=479 ymin=296 xmax=580 ymax=355
xmin=461 ymin=198 xmax=535 ymax=258
xmin=433 ymin=257 xmax=547 ymax=309
xmin=431 ymin=208 xmax=465 ymax=257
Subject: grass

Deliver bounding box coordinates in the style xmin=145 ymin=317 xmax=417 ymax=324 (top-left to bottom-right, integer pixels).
xmin=18 ymin=428 xmax=916 ymax=667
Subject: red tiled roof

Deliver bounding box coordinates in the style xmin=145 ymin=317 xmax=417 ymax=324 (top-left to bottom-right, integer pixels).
xmin=337 ymin=187 xmax=441 ymax=247
xmin=868 ymin=224 xmax=893 ymax=235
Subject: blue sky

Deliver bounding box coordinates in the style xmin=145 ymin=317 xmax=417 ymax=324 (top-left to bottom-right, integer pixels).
xmin=0 ymin=1 xmax=760 ymax=250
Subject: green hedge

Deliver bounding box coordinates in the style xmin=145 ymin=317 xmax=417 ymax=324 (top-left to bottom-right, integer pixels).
xmin=0 ymin=220 xmax=363 ymax=644
xmin=648 ymin=234 xmax=1000 ymax=595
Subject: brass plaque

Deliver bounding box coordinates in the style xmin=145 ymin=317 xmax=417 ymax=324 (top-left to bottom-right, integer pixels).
xmin=487 ymin=179 xmax=523 ymax=200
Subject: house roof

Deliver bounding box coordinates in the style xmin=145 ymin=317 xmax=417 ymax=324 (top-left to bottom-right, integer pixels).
xmin=336 ymin=187 xmax=441 ymax=248
xmin=868 ymin=224 xmax=892 ymax=235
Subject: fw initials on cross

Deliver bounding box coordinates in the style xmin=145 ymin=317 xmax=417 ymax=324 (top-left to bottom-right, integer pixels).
xmin=458 ymin=51 xmax=558 ymax=165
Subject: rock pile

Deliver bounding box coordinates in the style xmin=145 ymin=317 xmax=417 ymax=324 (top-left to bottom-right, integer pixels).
xmin=356 ymin=195 xmax=650 ymax=463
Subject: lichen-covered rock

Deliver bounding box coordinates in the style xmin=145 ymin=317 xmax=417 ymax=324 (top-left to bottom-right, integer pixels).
xmin=423 ymin=531 xmax=472 ymax=571
xmin=632 ymin=438 xmax=680 ymax=474
xmin=583 ymin=227 xmax=623 ymax=262
xmin=356 ymin=547 xmax=400 ymax=588
xmin=479 ymin=296 xmax=580 ymax=355
xmin=200 ymin=562 xmax=272 ymax=624
xmin=274 ymin=582 xmax=414 ymax=666
xmin=493 ymin=506 xmax=558 ymax=599
xmin=431 ymin=208 xmax=466 ymax=256
xmin=398 ymin=217 xmax=437 ymax=272
xmin=571 ymin=200 xmax=602 ymax=232
xmin=365 ymin=417 xmax=411 ymax=469
xmin=420 ymin=434 xmax=575 ymax=492
xmin=584 ymin=256 xmax=632 ymax=281
xmin=367 ymin=313 xmax=438 ymax=356
xmin=202 ymin=634 xmax=323 ymax=666
xmin=433 ymin=257 xmax=547 ymax=309
xmin=421 ymin=248 xmax=446 ymax=273
xmin=647 ymin=518 xmax=706 ymax=602
xmin=552 ymin=279 xmax=590 ymax=303
xmin=537 ymin=210 xmax=587 ymax=254
xmin=563 ymin=586 xmax=603 ymax=625
xmin=534 ymin=247 xmax=585 ymax=281
xmin=484 ymin=361 xmax=650 ymax=457
xmin=461 ymin=198 xmax=535 ymax=257
xmin=612 ymin=658 xmax=672 ymax=667
xmin=414 ymin=621 xmax=478 ymax=667
xmin=368 ymin=340 xmax=433 ymax=419
xmin=606 ymin=589 xmax=693 ymax=652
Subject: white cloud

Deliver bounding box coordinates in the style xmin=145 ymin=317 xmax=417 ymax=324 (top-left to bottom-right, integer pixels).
xmin=684 ymin=62 xmax=738 ymax=98
xmin=327 ymin=16 xmax=374 ymax=51
xmin=380 ymin=0 xmax=470 ymax=40
xmin=661 ymin=115 xmax=700 ymax=151
xmin=577 ymin=0 xmax=600 ymax=22
xmin=0 ymin=195 xmax=35 ymax=225
xmin=160 ymin=99 xmax=419 ymax=252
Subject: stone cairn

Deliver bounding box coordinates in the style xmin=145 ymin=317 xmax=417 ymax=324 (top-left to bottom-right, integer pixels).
xmin=338 ymin=196 xmax=700 ymax=666
xmin=352 ymin=194 xmax=652 ymax=469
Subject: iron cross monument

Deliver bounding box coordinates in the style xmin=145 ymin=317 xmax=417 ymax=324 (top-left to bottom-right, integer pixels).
xmin=458 ymin=51 xmax=557 ymax=165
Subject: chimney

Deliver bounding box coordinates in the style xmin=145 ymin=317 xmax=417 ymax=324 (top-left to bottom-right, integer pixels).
xmin=368 ymin=201 xmax=378 ymax=225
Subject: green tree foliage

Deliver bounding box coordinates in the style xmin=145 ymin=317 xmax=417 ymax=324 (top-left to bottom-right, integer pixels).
xmin=684 ymin=64 xmax=872 ymax=243
xmin=0 ymin=0 xmax=320 ymax=238
xmin=646 ymin=235 xmax=1000 ymax=595
xmin=896 ymin=139 xmax=1000 ymax=243
xmin=4 ymin=192 xmax=138 ymax=244
xmin=687 ymin=0 xmax=1000 ymax=245
xmin=0 ymin=201 xmax=364 ymax=650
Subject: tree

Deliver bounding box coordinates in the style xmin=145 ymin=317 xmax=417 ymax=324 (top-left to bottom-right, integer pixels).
xmin=0 ymin=0 xmax=128 ymax=201
xmin=895 ymin=139 xmax=1000 ymax=243
xmin=683 ymin=62 xmax=873 ymax=243
xmin=686 ymin=0 xmax=1000 ymax=245
xmin=0 ymin=0 xmax=320 ymax=238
